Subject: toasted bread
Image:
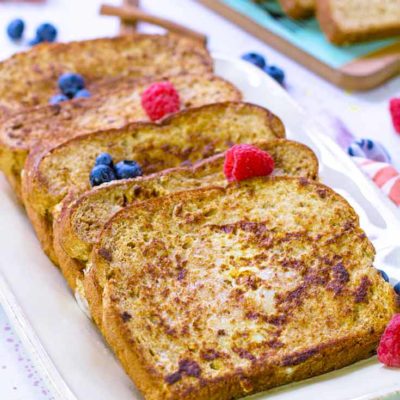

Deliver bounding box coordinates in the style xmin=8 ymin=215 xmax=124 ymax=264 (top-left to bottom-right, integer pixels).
xmin=52 ymin=139 xmax=318 ymax=305
xmin=279 ymin=0 xmax=315 ymax=18
xmin=0 ymin=74 xmax=241 ymax=195
xmin=22 ymin=102 xmax=285 ymax=264
xmin=317 ymin=0 xmax=400 ymax=44
xmin=0 ymin=34 xmax=212 ymax=120
xmin=91 ymin=177 xmax=398 ymax=400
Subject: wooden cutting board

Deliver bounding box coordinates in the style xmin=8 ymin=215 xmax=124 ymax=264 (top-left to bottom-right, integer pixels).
xmin=198 ymin=0 xmax=400 ymax=91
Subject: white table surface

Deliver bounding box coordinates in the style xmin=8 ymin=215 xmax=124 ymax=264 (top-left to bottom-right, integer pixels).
xmin=0 ymin=0 xmax=399 ymax=398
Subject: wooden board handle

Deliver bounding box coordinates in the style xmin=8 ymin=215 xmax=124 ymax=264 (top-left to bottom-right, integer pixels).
xmin=100 ymin=4 xmax=207 ymax=44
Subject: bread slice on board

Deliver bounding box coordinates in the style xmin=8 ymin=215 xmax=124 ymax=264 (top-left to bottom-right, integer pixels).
xmin=317 ymin=0 xmax=400 ymax=44
xmin=0 ymin=34 xmax=212 ymax=120
xmin=0 ymin=74 xmax=241 ymax=196
xmin=279 ymin=0 xmax=315 ymax=19
xmin=91 ymin=177 xmax=398 ymax=400
xmin=22 ymin=102 xmax=285 ymax=264
xmin=51 ymin=139 xmax=318 ymax=313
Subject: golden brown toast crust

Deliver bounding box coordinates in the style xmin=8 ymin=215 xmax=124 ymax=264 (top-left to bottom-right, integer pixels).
xmin=52 ymin=139 xmax=318 ymax=295
xmin=279 ymin=0 xmax=315 ymax=18
xmin=317 ymin=0 xmax=400 ymax=44
xmin=22 ymin=102 xmax=285 ymax=264
xmin=0 ymin=34 xmax=212 ymax=120
xmin=0 ymin=74 xmax=241 ymax=195
xmin=93 ymin=177 xmax=398 ymax=400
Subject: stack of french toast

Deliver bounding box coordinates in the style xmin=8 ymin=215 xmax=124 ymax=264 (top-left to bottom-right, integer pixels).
xmin=0 ymin=34 xmax=398 ymax=400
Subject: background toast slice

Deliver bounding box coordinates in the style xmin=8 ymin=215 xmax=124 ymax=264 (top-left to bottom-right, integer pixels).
xmin=22 ymin=102 xmax=285 ymax=264
xmin=51 ymin=139 xmax=318 ymax=307
xmin=0 ymin=34 xmax=212 ymax=120
xmin=317 ymin=0 xmax=400 ymax=44
xmin=92 ymin=177 xmax=398 ymax=400
xmin=279 ymin=0 xmax=315 ymax=19
xmin=0 ymin=74 xmax=241 ymax=196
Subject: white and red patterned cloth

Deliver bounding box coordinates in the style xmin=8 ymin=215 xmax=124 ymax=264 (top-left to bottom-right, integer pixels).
xmin=353 ymin=157 xmax=400 ymax=207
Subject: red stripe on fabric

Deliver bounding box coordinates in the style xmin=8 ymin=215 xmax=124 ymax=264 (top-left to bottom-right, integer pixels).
xmin=373 ymin=166 xmax=399 ymax=188
xmin=389 ymin=179 xmax=400 ymax=206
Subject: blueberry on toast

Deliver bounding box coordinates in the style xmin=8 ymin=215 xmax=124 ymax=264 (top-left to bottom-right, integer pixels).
xmin=0 ymin=34 xmax=212 ymax=120
xmin=92 ymin=177 xmax=398 ymax=400
xmin=22 ymin=102 xmax=285 ymax=264
xmin=0 ymin=74 xmax=241 ymax=196
xmin=52 ymin=139 xmax=318 ymax=309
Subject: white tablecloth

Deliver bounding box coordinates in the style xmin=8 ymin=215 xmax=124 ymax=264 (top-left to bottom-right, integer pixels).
xmin=0 ymin=0 xmax=399 ymax=398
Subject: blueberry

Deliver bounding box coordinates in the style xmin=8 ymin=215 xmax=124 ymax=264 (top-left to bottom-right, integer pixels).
xmin=36 ymin=23 xmax=57 ymax=43
xmin=90 ymin=165 xmax=116 ymax=187
xmin=378 ymin=269 xmax=389 ymax=282
xmin=264 ymin=65 xmax=285 ymax=85
xmin=241 ymin=52 xmax=266 ymax=69
xmin=74 ymin=89 xmax=91 ymax=99
xmin=7 ymin=19 xmax=25 ymax=40
xmin=58 ymin=73 xmax=85 ymax=98
xmin=394 ymin=282 xmax=400 ymax=295
xmin=49 ymin=93 xmax=69 ymax=105
xmin=95 ymin=153 xmax=114 ymax=168
xmin=115 ymin=160 xmax=143 ymax=180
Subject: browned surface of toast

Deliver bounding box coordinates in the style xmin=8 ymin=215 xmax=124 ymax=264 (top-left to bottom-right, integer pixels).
xmin=0 ymin=74 xmax=241 ymax=195
xmin=0 ymin=34 xmax=212 ymax=120
xmin=22 ymin=102 xmax=285 ymax=264
xmin=52 ymin=139 xmax=318 ymax=301
xmin=317 ymin=0 xmax=400 ymax=44
xmin=279 ymin=0 xmax=315 ymax=19
xmin=91 ymin=177 xmax=398 ymax=400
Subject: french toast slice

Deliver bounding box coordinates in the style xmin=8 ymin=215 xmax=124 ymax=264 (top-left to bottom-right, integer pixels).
xmin=22 ymin=102 xmax=285 ymax=264
xmin=0 ymin=74 xmax=241 ymax=195
xmin=0 ymin=34 xmax=212 ymax=120
xmin=317 ymin=0 xmax=400 ymax=44
xmin=52 ymin=139 xmax=318 ymax=304
xmin=92 ymin=177 xmax=398 ymax=400
xmin=279 ymin=0 xmax=315 ymax=19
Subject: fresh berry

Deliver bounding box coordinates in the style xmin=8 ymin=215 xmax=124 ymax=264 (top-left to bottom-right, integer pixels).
xmin=89 ymin=165 xmax=116 ymax=187
xmin=241 ymin=52 xmax=266 ymax=69
xmin=7 ymin=19 xmax=25 ymax=40
xmin=348 ymin=138 xmax=391 ymax=163
xmin=224 ymin=144 xmax=275 ymax=182
xmin=74 ymin=89 xmax=91 ymax=99
xmin=58 ymin=73 xmax=85 ymax=98
xmin=394 ymin=282 xmax=400 ymax=295
xmin=49 ymin=93 xmax=69 ymax=105
xmin=389 ymin=98 xmax=400 ymax=134
xmin=95 ymin=153 xmax=114 ymax=168
xmin=379 ymin=269 xmax=390 ymax=283
xmin=265 ymin=65 xmax=285 ymax=85
xmin=141 ymin=81 xmax=180 ymax=121
xmin=377 ymin=314 xmax=400 ymax=367
xmin=115 ymin=160 xmax=143 ymax=180
xmin=36 ymin=23 xmax=57 ymax=43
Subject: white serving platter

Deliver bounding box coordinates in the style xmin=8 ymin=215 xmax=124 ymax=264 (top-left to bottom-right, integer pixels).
xmin=0 ymin=54 xmax=399 ymax=400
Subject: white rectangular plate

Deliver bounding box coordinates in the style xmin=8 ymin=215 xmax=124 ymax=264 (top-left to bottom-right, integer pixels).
xmin=0 ymin=54 xmax=399 ymax=400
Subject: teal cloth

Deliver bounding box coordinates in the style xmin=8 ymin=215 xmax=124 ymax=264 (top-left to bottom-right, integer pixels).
xmin=220 ymin=0 xmax=397 ymax=68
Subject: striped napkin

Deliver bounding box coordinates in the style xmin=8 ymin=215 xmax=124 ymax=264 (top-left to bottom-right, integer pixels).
xmin=315 ymin=112 xmax=400 ymax=208
xmin=352 ymin=157 xmax=400 ymax=207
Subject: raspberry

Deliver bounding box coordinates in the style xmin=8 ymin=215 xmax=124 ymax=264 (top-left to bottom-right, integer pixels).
xmin=389 ymin=98 xmax=400 ymax=134
xmin=141 ymin=81 xmax=180 ymax=122
xmin=377 ymin=314 xmax=400 ymax=367
xmin=224 ymin=144 xmax=275 ymax=182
